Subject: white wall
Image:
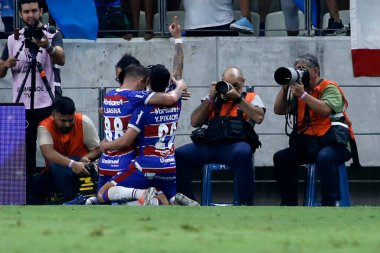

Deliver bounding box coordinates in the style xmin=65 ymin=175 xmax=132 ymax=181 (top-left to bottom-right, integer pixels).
xmin=1 ymin=36 xmax=378 ymax=166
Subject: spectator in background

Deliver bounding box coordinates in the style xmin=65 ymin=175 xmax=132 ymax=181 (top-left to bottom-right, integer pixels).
xmin=321 ymin=0 xmax=348 ymax=36
xmin=0 ymin=0 xmax=65 ymax=204
xmin=230 ymin=0 xmax=255 ymax=34
xmin=258 ymin=0 xmax=273 ymax=36
xmin=175 ymin=67 xmax=265 ymax=205
xmin=0 ymin=0 xmax=14 ymax=38
xmin=182 ymin=0 xmax=238 ymax=36
xmin=38 ymin=96 xmax=101 ymax=203
xmin=280 ymin=0 xmax=300 ymax=36
xmin=122 ymin=0 xmax=156 ymax=41
xmin=120 ymin=0 xmax=181 ymax=41
xmin=0 ymin=8 xmax=4 ymax=38
xmin=167 ymin=0 xmax=181 ymax=12
xmin=231 ymin=0 xmax=275 ymax=36
xmin=281 ymin=0 xmax=349 ymax=36
xmin=39 ymin=0 xmax=56 ymax=27
xmin=95 ymin=0 xmax=129 ymax=38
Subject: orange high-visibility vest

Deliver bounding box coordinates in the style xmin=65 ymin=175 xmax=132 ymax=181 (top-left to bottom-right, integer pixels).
xmin=39 ymin=112 xmax=89 ymax=158
xmin=208 ymin=92 xmax=257 ymax=120
xmin=297 ymin=79 xmax=355 ymax=139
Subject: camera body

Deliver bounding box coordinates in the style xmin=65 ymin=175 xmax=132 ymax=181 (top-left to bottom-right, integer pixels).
xmin=215 ymin=81 xmax=231 ymax=95
xmin=190 ymin=125 xmax=208 ymax=143
xmin=274 ymin=67 xmax=310 ymax=87
xmin=85 ymin=162 xmax=99 ymax=181
xmin=23 ymin=26 xmax=45 ymax=53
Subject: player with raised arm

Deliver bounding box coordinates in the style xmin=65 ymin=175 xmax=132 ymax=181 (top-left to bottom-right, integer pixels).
xmin=90 ymin=17 xmax=188 ymax=205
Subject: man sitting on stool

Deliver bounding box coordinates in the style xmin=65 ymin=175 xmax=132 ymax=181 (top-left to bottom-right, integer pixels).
xmin=175 ymin=67 xmax=265 ymax=206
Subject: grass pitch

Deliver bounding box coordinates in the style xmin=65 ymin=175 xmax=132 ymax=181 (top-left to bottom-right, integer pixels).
xmin=0 ymin=206 xmax=379 ymax=253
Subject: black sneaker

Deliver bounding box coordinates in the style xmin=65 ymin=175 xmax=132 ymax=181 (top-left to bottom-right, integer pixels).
xmin=63 ymin=194 xmax=88 ymax=205
xmin=321 ymin=18 xmax=345 ymax=36
xmin=345 ymin=23 xmax=351 ymax=36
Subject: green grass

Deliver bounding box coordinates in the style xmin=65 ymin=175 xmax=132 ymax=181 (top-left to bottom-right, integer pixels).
xmin=1 ymin=206 xmax=379 ymax=253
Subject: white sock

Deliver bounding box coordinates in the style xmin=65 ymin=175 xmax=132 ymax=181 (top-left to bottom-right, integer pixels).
xmin=107 ymin=186 xmax=137 ymax=202
xmin=85 ymin=196 xmax=99 ymax=205
xmin=133 ymin=189 xmax=146 ymax=200
xmin=169 ymin=196 xmax=176 ymax=205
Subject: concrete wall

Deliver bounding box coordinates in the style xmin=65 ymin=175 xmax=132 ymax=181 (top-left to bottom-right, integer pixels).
xmin=1 ymin=37 xmax=379 ymax=167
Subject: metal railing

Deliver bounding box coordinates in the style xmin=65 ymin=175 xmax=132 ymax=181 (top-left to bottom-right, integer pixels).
xmin=10 ymin=0 xmax=320 ymax=38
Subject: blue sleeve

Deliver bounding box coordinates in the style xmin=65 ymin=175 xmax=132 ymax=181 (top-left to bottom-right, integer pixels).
xmin=129 ymin=105 xmax=150 ymax=131
xmin=127 ymin=90 xmax=151 ymax=107
xmin=52 ymin=32 xmax=64 ymax=49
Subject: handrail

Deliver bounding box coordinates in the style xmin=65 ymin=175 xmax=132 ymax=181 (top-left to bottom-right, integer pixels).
xmin=10 ymin=0 xmax=318 ymax=38
xmin=305 ymin=0 xmax=312 ymax=36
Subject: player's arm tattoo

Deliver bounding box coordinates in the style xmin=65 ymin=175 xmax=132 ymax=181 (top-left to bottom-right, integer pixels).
xmin=172 ymin=43 xmax=183 ymax=80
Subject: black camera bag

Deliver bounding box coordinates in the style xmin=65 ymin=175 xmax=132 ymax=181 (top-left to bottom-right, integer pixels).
xmin=190 ymin=126 xmax=208 ymax=144
xmin=205 ymin=95 xmax=261 ymax=152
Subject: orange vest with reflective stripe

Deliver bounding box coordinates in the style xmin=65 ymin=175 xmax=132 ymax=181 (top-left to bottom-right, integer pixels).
xmin=208 ymin=92 xmax=257 ymax=120
xmin=39 ymin=112 xmax=89 ymax=157
xmin=297 ymin=79 xmax=354 ymax=139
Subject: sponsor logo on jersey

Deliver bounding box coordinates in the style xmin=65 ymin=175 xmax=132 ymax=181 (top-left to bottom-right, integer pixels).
xmin=104 ymin=107 xmax=122 ymax=114
xmin=154 ymin=114 xmax=179 ymax=122
xmin=101 ymin=158 xmax=120 ymax=164
xmin=103 ymin=98 xmax=124 ymax=106
xmin=160 ymin=157 xmax=175 ymax=163
xmin=136 ymin=110 xmax=144 ymax=124
xmin=154 ymin=107 xmax=180 ymax=114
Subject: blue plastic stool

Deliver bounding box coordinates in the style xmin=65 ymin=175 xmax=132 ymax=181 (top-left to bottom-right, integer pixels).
xmin=201 ymin=164 xmax=239 ymax=206
xmin=304 ymin=163 xmax=351 ymax=206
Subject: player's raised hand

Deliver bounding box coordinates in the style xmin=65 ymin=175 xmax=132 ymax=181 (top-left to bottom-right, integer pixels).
xmin=168 ymin=16 xmax=181 ymax=38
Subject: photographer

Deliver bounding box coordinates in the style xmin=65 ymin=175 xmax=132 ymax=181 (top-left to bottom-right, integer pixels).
xmin=273 ymin=54 xmax=357 ymax=206
xmin=0 ymin=0 xmax=65 ymax=203
xmin=37 ymin=96 xmax=100 ymax=204
xmin=175 ymin=67 xmax=265 ymax=206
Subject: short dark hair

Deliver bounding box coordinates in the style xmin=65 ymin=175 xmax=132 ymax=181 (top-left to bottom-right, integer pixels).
xmin=122 ymin=63 xmax=148 ymax=82
xmin=148 ymin=64 xmax=170 ymax=92
xmin=116 ymin=54 xmax=140 ymax=70
xmin=18 ymin=0 xmax=41 ymax=11
xmin=116 ymin=54 xmax=141 ymax=84
xmin=53 ymin=96 xmax=76 ymax=115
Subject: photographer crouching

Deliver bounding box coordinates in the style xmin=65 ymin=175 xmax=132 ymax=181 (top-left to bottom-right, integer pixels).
xmin=175 ymin=67 xmax=265 ymax=205
xmin=273 ymin=54 xmax=359 ymax=206
xmin=0 ymin=0 xmax=65 ymax=204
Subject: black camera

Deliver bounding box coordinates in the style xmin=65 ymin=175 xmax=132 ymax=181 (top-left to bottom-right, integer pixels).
xmin=85 ymin=162 xmax=99 ymax=182
xmin=190 ymin=126 xmax=208 ymax=144
xmin=23 ymin=26 xmax=45 ymax=53
xmin=274 ymin=67 xmax=310 ymax=86
xmin=215 ymin=81 xmax=231 ymax=95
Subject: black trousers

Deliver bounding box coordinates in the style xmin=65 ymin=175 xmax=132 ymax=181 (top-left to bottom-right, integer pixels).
xmin=25 ymin=106 xmax=52 ymax=175
xmin=25 ymin=106 xmax=52 ymax=203
xmin=273 ymin=144 xmax=351 ymax=206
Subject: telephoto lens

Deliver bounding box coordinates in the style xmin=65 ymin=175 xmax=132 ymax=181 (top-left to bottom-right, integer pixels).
xmin=274 ymin=67 xmax=309 ymax=86
xmin=215 ymin=81 xmax=230 ymax=95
